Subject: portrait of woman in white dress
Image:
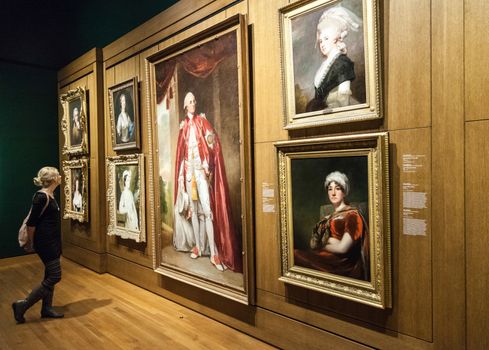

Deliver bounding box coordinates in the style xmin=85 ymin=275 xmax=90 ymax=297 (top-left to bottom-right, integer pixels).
xmin=118 ymin=169 xmax=139 ymax=231
xmin=72 ymin=173 xmax=82 ymax=212
xmin=116 ymin=92 xmax=135 ymax=144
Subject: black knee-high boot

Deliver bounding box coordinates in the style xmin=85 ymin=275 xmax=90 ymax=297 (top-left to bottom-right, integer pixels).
xmin=41 ymin=289 xmax=64 ymax=318
xmin=12 ymin=285 xmax=48 ymax=324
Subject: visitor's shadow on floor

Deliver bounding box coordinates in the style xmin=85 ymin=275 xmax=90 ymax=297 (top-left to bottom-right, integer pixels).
xmin=58 ymin=298 xmax=112 ymax=318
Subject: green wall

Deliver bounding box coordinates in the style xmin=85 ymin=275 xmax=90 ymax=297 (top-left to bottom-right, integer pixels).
xmin=0 ymin=1 xmax=179 ymax=258
xmin=0 ymin=61 xmax=59 ymax=258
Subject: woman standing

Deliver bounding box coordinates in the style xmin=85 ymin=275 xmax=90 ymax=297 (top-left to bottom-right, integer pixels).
xmin=294 ymin=171 xmax=369 ymax=281
xmin=12 ymin=166 xmax=64 ymax=323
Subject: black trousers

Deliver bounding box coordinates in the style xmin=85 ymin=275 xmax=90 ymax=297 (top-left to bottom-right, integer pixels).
xmin=41 ymin=258 xmax=62 ymax=291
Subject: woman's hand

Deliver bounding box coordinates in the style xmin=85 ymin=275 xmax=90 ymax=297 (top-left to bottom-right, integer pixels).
xmin=23 ymin=241 xmax=35 ymax=253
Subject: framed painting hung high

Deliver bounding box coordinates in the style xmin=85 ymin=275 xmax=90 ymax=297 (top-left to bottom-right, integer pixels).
xmin=280 ymin=0 xmax=382 ymax=129
xmin=146 ymin=15 xmax=253 ymax=304
xmin=60 ymin=87 xmax=89 ymax=155
xmin=108 ymin=77 xmax=140 ymax=151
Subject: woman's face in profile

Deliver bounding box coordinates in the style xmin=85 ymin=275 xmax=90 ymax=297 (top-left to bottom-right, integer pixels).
xmin=317 ymin=25 xmax=338 ymax=58
xmin=327 ymin=181 xmax=345 ymax=206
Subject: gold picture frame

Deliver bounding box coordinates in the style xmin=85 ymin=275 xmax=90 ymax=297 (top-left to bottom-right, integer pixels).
xmin=280 ymin=0 xmax=382 ymax=129
xmin=106 ymin=154 xmax=146 ymax=242
xmin=146 ymin=14 xmax=254 ymax=304
xmin=60 ymin=87 xmax=89 ymax=155
xmin=108 ymin=77 xmax=141 ymax=151
xmin=275 ymin=132 xmax=391 ymax=308
xmin=62 ymin=158 xmax=89 ymax=223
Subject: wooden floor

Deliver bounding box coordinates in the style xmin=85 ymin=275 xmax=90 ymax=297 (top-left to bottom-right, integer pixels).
xmin=0 ymin=255 xmax=275 ymax=350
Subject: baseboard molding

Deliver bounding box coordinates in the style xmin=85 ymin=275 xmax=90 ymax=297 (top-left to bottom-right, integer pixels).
xmin=105 ymin=254 xmax=368 ymax=350
xmin=63 ymin=242 xmax=107 ymax=273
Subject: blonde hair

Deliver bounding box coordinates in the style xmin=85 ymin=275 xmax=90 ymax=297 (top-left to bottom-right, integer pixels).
xmin=33 ymin=166 xmax=59 ymax=188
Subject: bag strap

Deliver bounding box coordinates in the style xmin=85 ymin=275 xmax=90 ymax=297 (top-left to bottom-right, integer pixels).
xmin=36 ymin=191 xmax=51 ymax=218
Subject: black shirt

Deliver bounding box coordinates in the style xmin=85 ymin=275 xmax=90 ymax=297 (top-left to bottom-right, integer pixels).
xmin=26 ymin=192 xmax=61 ymax=263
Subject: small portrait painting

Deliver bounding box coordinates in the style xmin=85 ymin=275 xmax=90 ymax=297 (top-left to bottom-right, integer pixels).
xmin=71 ymin=168 xmax=83 ymax=212
xmin=62 ymin=158 xmax=89 ymax=223
xmin=69 ymin=97 xmax=82 ymax=146
xmin=60 ymin=87 xmax=88 ymax=156
xmin=115 ymin=164 xmax=140 ymax=231
xmin=109 ymin=78 xmax=140 ymax=151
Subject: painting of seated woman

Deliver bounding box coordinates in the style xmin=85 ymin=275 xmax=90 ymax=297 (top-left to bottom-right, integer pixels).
xmin=291 ymin=158 xmax=370 ymax=282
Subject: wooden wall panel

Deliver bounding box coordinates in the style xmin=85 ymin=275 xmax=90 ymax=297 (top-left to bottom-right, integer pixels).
xmin=248 ymin=0 xmax=288 ymax=143
xmin=388 ymin=128 xmax=432 ymax=340
xmin=384 ymin=0 xmax=431 ymax=130
xmin=56 ymin=0 xmax=489 ymax=348
xmin=431 ymin=0 xmax=465 ymax=348
xmin=465 ymin=0 xmax=489 ymax=121
xmin=58 ymin=49 xmax=106 ymax=272
xmin=466 ymin=121 xmax=489 ymax=349
xmin=254 ymin=142 xmax=283 ymax=295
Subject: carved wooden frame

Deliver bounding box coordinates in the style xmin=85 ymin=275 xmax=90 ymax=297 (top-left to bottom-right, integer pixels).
xmin=275 ymin=132 xmax=391 ymax=308
xmin=280 ymin=0 xmax=382 ymax=129
xmin=106 ymin=153 xmax=146 ymax=242
xmin=108 ymin=77 xmax=141 ymax=151
xmin=60 ymin=87 xmax=89 ymax=155
xmin=145 ymin=15 xmax=254 ymax=304
xmin=62 ymin=158 xmax=89 ymax=223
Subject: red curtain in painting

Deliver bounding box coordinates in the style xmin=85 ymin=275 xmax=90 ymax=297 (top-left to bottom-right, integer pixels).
xmin=155 ymin=33 xmax=236 ymax=105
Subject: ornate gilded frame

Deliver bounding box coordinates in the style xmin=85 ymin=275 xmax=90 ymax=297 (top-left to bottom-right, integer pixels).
xmin=106 ymin=154 xmax=146 ymax=242
xmin=62 ymin=158 xmax=89 ymax=223
xmin=108 ymin=77 xmax=141 ymax=151
xmin=275 ymin=132 xmax=391 ymax=308
xmin=60 ymin=87 xmax=89 ymax=155
xmin=280 ymin=0 xmax=382 ymax=129
xmin=146 ymin=15 xmax=254 ymax=304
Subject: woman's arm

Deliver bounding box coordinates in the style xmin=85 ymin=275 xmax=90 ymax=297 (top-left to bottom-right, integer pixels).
xmin=326 ymin=232 xmax=353 ymax=254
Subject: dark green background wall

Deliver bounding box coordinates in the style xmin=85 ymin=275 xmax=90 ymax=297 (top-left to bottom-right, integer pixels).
xmin=0 ymin=0 xmax=177 ymax=258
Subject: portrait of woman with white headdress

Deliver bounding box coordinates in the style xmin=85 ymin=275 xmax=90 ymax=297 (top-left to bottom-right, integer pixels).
xmin=305 ymin=3 xmax=363 ymax=112
xmin=281 ymin=0 xmax=383 ymax=126
xmin=289 ymin=155 xmax=370 ymax=281
xmin=118 ymin=168 xmax=139 ymax=231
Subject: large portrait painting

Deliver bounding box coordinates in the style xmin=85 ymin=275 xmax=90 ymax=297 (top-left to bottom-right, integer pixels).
xmin=108 ymin=77 xmax=140 ymax=151
xmin=107 ymin=154 xmax=146 ymax=242
xmin=146 ymin=15 xmax=253 ymax=303
xmin=60 ymin=87 xmax=89 ymax=155
xmin=280 ymin=0 xmax=382 ymax=129
xmin=62 ymin=158 xmax=89 ymax=222
xmin=275 ymin=132 xmax=391 ymax=308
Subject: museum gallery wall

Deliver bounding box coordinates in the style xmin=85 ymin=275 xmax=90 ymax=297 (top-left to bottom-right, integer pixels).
xmin=58 ymin=0 xmax=487 ymax=349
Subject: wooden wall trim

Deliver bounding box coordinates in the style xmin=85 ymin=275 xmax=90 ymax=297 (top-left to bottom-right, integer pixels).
xmin=58 ymin=48 xmax=102 ymax=83
xmin=431 ymin=0 xmax=466 ymax=349
xmin=103 ymin=0 xmax=240 ymax=67
xmin=256 ymin=290 xmax=433 ymax=350
xmin=63 ymin=242 xmax=107 ymax=273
